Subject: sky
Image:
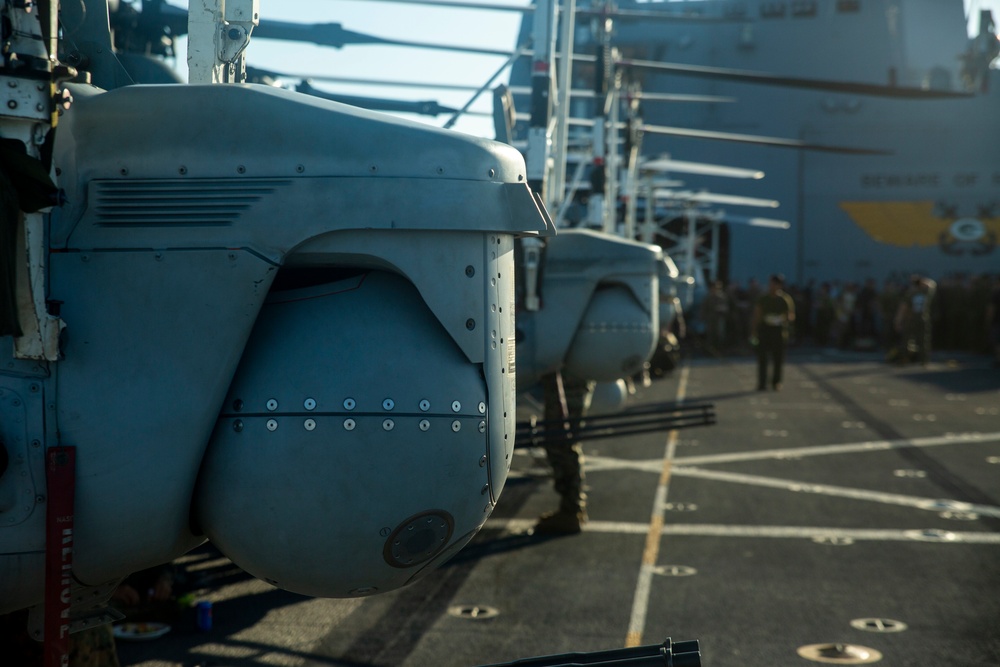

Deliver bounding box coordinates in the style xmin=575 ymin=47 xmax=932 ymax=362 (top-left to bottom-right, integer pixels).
xmin=165 ymin=0 xmax=999 ymax=140
xmin=172 ymin=0 xmax=527 ymax=138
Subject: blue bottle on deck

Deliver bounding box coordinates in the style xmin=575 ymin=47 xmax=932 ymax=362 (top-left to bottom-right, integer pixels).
xmin=196 ymin=600 xmax=213 ymax=631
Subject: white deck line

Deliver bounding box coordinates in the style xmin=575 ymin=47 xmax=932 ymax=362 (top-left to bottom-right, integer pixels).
xmin=483 ymin=518 xmax=1000 ymax=544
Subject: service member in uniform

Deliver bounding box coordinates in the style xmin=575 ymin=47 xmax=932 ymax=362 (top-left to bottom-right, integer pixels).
xmin=535 ymin=371 xmax=594 ymax=534
xmin=751 ymin=274 xmax=796 ymax=391
xmin=895 ymin=274 xmax=937 ymax=365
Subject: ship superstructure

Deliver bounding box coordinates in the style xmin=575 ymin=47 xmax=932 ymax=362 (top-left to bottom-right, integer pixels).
xmin=512 ymin=0 xmax=1000 ymax=284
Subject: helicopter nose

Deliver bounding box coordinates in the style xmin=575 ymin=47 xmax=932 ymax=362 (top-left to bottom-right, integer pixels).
xmin=564 ymin=284 xmax=659 ymax=381
xmin=194 ymin=269 xmax=509 ymax=597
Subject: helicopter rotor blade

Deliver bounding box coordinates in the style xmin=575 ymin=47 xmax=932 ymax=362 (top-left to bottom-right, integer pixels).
xmin=511 ymin=115 xmax=882 ymax=155
xmin=655 ymin=190 xmax=780 ymax=208
xmin=330 ymin=0 xmax=534 ymax=13
xmin=246 ymin=66 xmax=485 ymax=91
xmin=577 ymin=7 xmax=744 ymax=23
xmin=338 ymin=0 xmax=741 ymax=23
xmin=726 ymin=216 xmax=792 ymax=229
xmin=294 ymin=80 xmax=487 ymax=117
xmin=138 ymin=2 xmax=190 ymax=37
xmin=253 ymin=19 xmax=512 ymax=56
xmin=110 ymin=2 xmax=517 ymax=56
xmin=649 ymin=178 xmax=686 ymax=188
xmin=617 ymin=57 xmax=975 ymax=100
xmin=506 ymin=85 xmax=736 ymax=104
xmin=629 ymin=91 xmax=737 ymax=104
xmin=656 ymin=211 xmax=791 ymax=229
xmin=641 ymin=124 xmax=891 ymax=155
xmin=641 ymin=158 xmax=765 ymax=179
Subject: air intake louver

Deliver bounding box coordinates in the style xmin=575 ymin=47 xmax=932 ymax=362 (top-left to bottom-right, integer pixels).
xmin=93 ymin=179 xmax=290 ymax=227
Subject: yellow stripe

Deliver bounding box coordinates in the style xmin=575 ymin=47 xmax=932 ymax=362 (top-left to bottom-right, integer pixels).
xmin=659 ymin=459 xmax=673 ymax=485
xmin=624 ymin=365 xmax=688 ymax=649
xmin=642 ymin=515 xmax=665 ymax=566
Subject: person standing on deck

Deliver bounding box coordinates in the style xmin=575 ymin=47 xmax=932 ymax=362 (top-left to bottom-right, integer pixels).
xmin=895 ymin=274 xmax=937 ymax=365
xmin=751 ymin=274 xmax=796 ymax=391
xmin=534 ymin=371 xmax=594 ymax=534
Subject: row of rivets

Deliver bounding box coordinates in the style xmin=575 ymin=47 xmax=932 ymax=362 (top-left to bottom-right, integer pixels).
xmin=261 ymin=398 xmax=317 ymax=411
xmin=254 ymin=397 xmax=473 ymax=412
xmin=234 ymin=418 xmax=480 ymax=432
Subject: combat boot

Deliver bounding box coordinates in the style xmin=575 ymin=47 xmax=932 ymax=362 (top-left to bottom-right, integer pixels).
xmin=533 ymin=508 xmax=588 ymax=535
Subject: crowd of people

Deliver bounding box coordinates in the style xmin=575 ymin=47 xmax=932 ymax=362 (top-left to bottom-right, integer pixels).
xmin=697 ymin=271 xmax=1000 ymax=366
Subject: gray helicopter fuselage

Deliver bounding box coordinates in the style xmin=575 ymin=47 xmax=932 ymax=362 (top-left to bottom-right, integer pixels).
xmin=515 ymin=229 xmax=662 ymax=389
xmin=0 ymin=80 xmax=549 ymax=612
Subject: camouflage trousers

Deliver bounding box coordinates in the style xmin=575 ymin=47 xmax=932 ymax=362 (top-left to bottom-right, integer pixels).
xmin=541 ymin=373 xmax=594 ymax=514
xmin=902 ymin=317 xmax=932 ymax=363
xmin=70 ymin=624 xmax=121 ymax=667
xmin=0 ymin=613 xmax=119 ymax=667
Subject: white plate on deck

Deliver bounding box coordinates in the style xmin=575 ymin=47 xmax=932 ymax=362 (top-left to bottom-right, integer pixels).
xmin=113 ymin=622 xmax=171 ymax=641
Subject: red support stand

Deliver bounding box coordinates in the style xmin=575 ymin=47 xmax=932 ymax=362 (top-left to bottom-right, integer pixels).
xmin=43 ymin=446 xmax=75 ymax=667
